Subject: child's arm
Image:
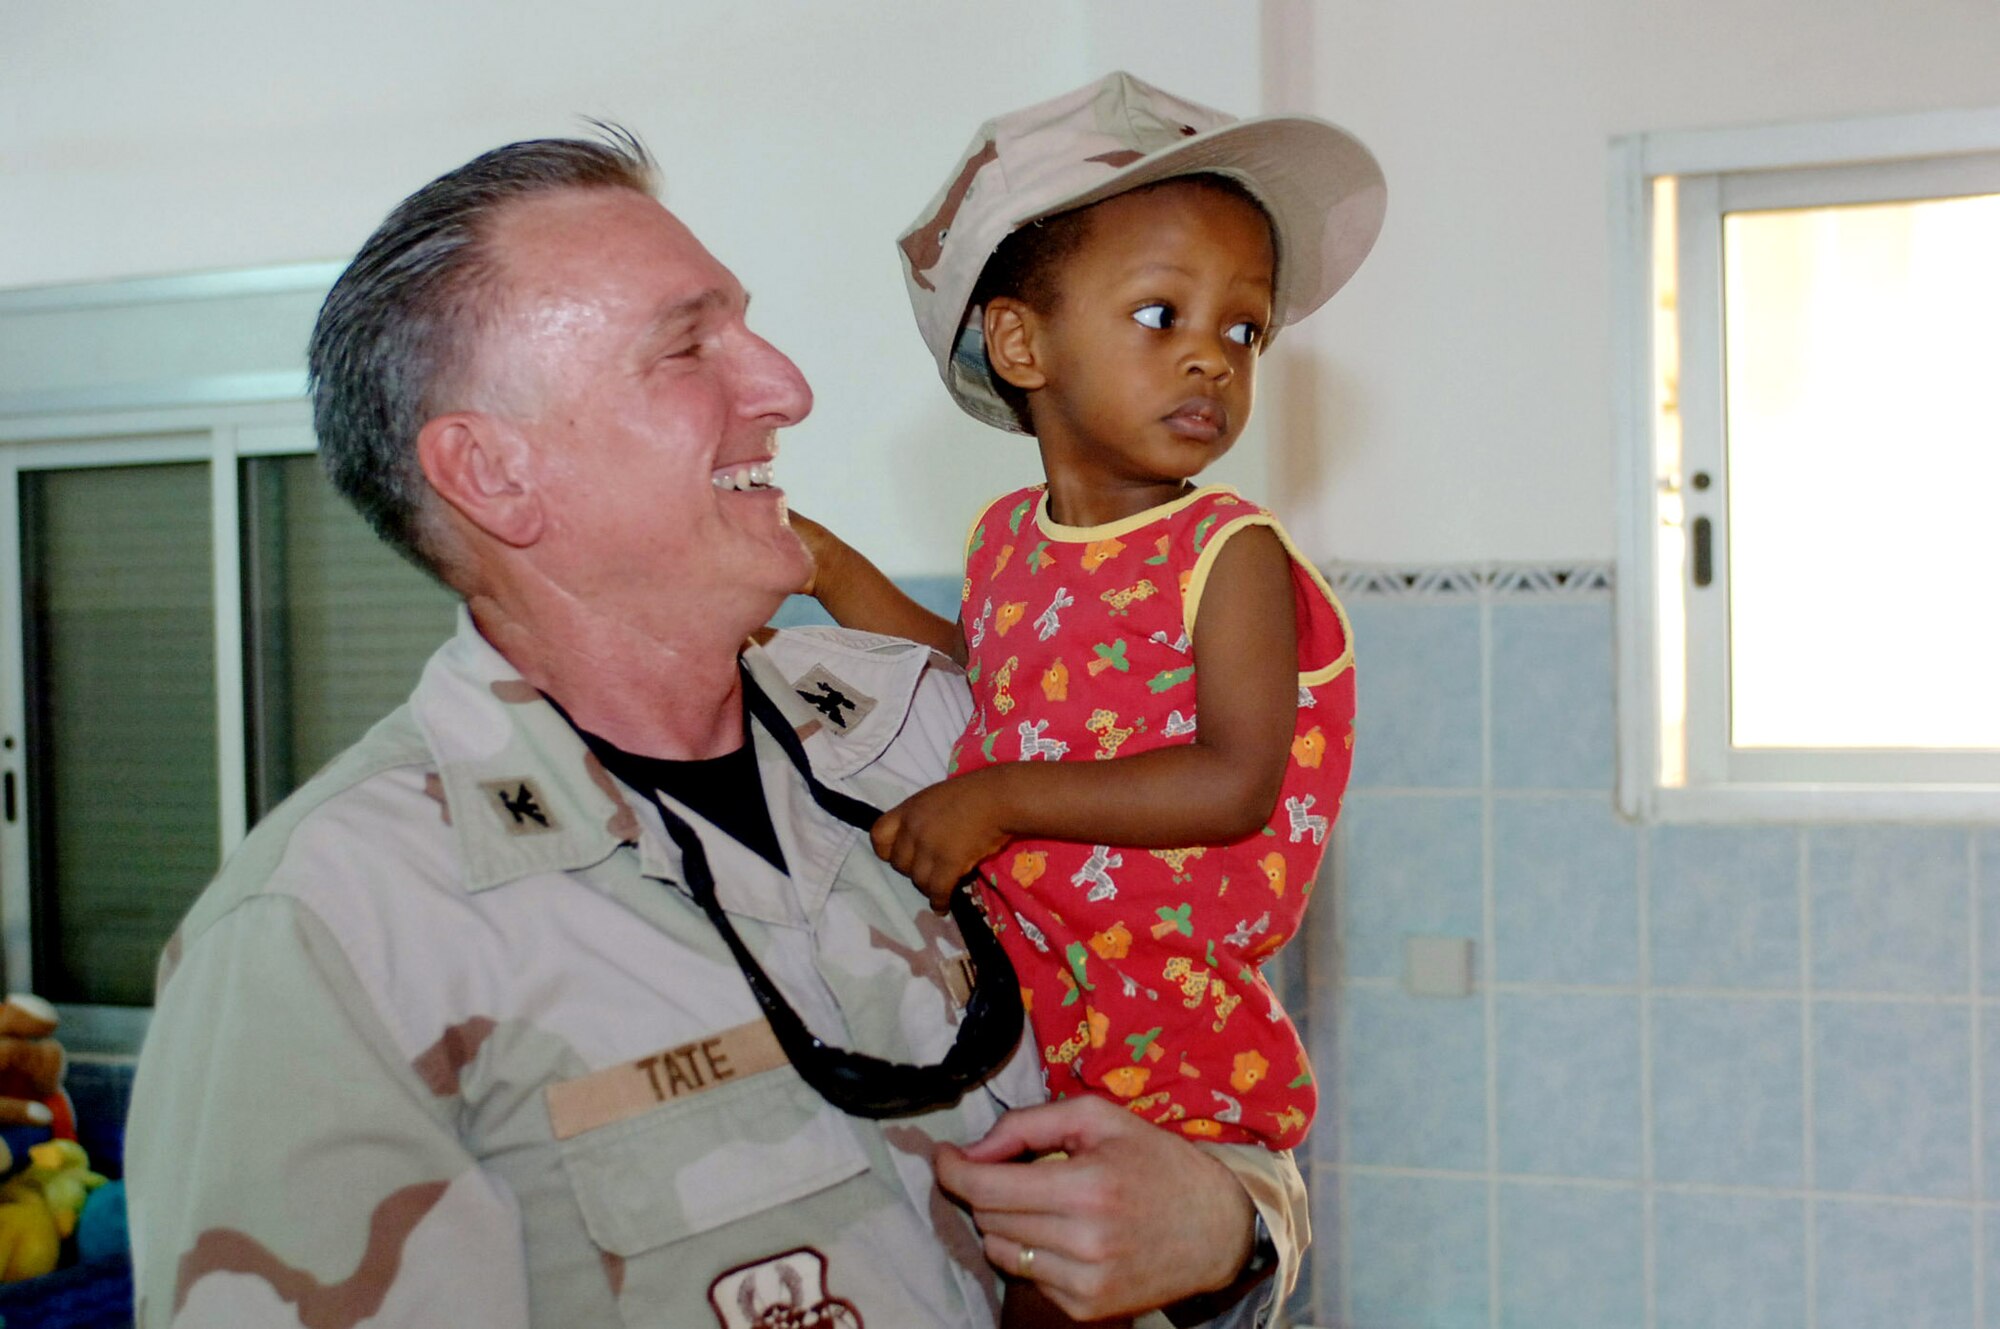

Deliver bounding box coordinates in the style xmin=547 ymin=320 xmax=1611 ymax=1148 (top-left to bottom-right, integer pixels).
xmin=872 ymin=525 xmax=1299 ymax=906
xmin=790 ymin=511 xmax=965 ymax=664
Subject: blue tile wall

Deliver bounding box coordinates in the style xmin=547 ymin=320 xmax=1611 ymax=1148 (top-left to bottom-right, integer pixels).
xmin=1345 ymin=1174 xmax=1491 ymax=1329
xmin=1306 ymin=960 xmax=1341 ymax=1166
xmin=1491 ymin=796 xmax=1638 ymax=985
xmin=1812 ymin=1001 xmax=1972 ymax=1199
xmin=1489 ymin=602 xmax=1615 ymax=791
xmin=1341 ymin=985 xmax=1487 ymax=1172
xmin=1986 ymin=1216 xmax=2000 ymax=1329
xmin=1294 ymin=1163 xmax=1340 ymax=1329
xmin=1648 ymin=825 xmax=1802 ymax=990
xmin=1979 ymin=829 xmax=2000 ymax=996
xmin=771 ymin=574 xmax=964 ymax=630
xmin=1495 ymin=994 xmax=1641 ymax=1179
xmin=1496 ymin=1182 xmax=1644 ymax=1329
xmin=1344 ymin=601 xmax=1484 ymax=790
xmin=1815 ymin=1201 xmax=1974 ymax=1329
xmin=1653 ymin=1192 xmax=1807 ymax=1329
xmin=771 ymin=594 xmax=835 ymax=629
xmin=1306 ymin=572 xmax=1998 ymax=1329
xmin=1339 ymin=794 xmax=1483 ymax=981
xmin=1809 ymin=826 xmax=1971 ymax=996
xmin=1651 ymin=995 xmax=1804 ymax=1188
xmin=1983 ymin=1015 xmax=2000 ymax=1200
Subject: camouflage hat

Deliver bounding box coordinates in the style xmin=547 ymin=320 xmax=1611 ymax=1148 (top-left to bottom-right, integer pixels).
xmin=897 ymin=70 xmax=1387 ymax=434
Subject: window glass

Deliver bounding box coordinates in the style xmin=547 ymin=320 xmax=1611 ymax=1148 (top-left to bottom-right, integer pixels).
xmin=242 ymin=454 xmax=458 ymax=819
xmin=22 ymin=462 xmax=216 ymax=1007
xmin=1721 ymin=194 xmax=2000 ymax=750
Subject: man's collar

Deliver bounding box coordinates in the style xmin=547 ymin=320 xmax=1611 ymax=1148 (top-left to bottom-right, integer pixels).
xmin=748 ymin=626 xmax=941 ymax=777
xmin=413 ymin=608 xmax=635 ymax=892
xmin=409 ymin=613 xmax=939 ymax=899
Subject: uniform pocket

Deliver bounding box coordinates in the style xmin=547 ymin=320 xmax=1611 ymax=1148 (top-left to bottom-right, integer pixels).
xmin=557 ymin=1067 xmax=870 ymax=1259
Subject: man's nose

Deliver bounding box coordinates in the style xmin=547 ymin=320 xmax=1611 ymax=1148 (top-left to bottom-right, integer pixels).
xmin=737 ymin=331 xmax=814 ymax=427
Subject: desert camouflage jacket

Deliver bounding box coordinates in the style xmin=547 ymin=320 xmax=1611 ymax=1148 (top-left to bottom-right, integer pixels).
xmin=128 ymin=612 xmax=1304 ymax=1328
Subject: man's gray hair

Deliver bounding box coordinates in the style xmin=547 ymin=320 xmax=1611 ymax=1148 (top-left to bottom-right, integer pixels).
xmin=306 ymin=124 xmax=658 ymax=579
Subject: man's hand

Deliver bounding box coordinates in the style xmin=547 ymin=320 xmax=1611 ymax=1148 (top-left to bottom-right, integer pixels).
xmin=937 ymin=1096 xmax=1258 ymax=1322
xmin=871 ymin=775 xmax=1010 ymax=910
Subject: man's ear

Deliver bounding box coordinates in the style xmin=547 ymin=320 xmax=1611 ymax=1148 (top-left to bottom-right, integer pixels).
xmin=983 ymin=297 xmax=1047 ymax=392
xmin=417 ymin=412 xmax=544 ymax=548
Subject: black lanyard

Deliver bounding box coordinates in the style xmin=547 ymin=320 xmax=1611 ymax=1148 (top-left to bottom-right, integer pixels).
xmin=633 ymin=666 xmax=1023 ymax=1119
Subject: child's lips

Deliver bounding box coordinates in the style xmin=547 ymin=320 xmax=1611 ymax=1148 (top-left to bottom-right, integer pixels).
xmin=1163 ymin=398 xmax=1227 ymax=442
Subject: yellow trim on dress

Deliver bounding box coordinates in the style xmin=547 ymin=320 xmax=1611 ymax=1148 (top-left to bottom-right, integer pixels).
xmin=1033 ymin=484 xmax=1240 ymax=542
xmin=1184 ymin=513 xmax=1355 ymax=686
xmin=963 ymin=493 xmax=1016 ymax=566
xmin=961 ymin=490 xmax=1031 ymax=606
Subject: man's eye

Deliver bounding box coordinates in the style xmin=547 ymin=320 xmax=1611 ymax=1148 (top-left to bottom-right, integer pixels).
xmin=1225 ymin=321 xmax=1262 ymax=347
xmin=1132 ymin=303 xmax=1173 ymax=331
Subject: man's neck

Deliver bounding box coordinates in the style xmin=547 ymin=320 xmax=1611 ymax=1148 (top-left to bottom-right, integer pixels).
xmin=466 ymin=588 xmax=767 ymax=760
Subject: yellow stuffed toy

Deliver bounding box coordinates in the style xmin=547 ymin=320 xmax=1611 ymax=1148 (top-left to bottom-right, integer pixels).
xmin=0 ymin=1138 xmax=107 ymax=1281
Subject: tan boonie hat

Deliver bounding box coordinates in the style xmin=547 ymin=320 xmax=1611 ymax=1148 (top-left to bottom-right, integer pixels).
xmin=897 ymin=70 xmax=1387 ymax=434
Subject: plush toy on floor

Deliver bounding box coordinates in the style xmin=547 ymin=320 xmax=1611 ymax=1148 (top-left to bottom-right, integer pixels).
xmin=0 ymin=992 xmax=95 ymax=1286
xmin=0 ymin=996 xmax=69 ymax=1139
xmin=0 ymin=1140 xmax=107 ymax=1282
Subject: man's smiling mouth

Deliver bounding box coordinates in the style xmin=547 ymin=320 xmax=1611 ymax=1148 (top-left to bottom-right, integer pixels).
xmin=711 ymin=460 xmax=776 ymax=491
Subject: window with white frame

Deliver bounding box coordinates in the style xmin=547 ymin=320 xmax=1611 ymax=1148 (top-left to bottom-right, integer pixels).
xmin=1 ymin=425 xmax=457 ymax=1028
xmin=0 ymin=270 xmax=458 ymax=1049
xmin=1614 ymin=110 xmax=2000 ymax=821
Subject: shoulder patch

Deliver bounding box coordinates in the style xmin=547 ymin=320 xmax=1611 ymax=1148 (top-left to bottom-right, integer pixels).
xmin=791 ymin=665 xmax=878 ymax=734
xmin=480 ymin=778 xmax=559 ymax=835
xmin=709 ymin=1246 xmax=864 ymax=1327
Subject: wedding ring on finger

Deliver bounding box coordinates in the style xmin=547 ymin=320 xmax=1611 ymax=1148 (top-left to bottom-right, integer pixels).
xmin=1016 ymin=1245 xmax=1036 ymax=1277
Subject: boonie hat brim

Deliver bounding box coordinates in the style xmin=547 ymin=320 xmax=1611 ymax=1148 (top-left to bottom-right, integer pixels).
xmin=898 ymin=71 xmax=1387 ymax=434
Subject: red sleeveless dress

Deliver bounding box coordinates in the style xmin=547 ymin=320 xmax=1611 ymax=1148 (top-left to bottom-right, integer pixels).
xmin=951 ymin=484 xmax=1354 ymax=1148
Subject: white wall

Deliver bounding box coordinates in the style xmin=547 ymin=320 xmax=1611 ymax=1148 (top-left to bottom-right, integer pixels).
xmin=3 ymin=0 xmax=1263 ymax=575
xmin=7 ymin=1 xmax=1999 ymax=566
xmin=1284 ymin=0 xmax=2000 ymax=560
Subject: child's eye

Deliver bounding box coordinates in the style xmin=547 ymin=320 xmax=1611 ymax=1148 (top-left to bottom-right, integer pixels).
xmin=1225 ymin=321 xmax=1263 ymax=347
xmin=1132 ymin=303 xmax=1174 ymax=331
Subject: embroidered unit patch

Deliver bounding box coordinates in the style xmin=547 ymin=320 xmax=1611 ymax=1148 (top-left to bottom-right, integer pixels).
xmin=791 ymin=665 xmax=878 ymax=734
xmin=480 ymin=778 xmax=559 ymax=835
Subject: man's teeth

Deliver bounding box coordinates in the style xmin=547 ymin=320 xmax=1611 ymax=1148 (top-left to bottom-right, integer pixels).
xmin=711 ymin=461 xmax=775 ymax=491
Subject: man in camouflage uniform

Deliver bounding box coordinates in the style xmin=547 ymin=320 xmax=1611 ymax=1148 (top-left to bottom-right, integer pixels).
xmin=126 ymin=130 xmax=1305 ymax=1328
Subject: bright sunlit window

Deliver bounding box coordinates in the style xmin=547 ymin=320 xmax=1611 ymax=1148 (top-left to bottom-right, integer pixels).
xmin=1615 ymin=112 xmax=2000 ymax=820
xmin=1722 ymin=194 xmax=2000 ymax=753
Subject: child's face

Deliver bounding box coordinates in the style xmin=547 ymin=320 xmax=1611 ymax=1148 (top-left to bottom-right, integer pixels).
xmin=1018 ymin=181 xmax=1275 ymax=504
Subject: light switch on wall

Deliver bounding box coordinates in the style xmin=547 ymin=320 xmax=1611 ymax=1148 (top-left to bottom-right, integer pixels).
xmin=1403 ymin=935 xmax=1476 ymax=997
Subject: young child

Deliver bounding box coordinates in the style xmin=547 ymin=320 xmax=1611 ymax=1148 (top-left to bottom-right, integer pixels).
xmin=798 ymin=71 xmax=1384 ymax=1153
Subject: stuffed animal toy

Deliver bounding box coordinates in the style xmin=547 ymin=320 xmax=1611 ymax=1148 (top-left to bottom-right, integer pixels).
xmin=0 ymin=996 xmax=68 ymax=1137
xmin=0 ymin=994 xmax=87 ymax=1285
xmin=0 ymin=1139 xmax=107 ymax=1281
xmin=76 ymin=1178 xmax=127 ymax=1266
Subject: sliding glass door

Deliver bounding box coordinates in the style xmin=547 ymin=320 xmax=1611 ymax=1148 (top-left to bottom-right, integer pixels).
xmin=20 ymin=456 xmax=217 ymax=1007
xmin=0 ymin=416 xmax=456 ymax=1041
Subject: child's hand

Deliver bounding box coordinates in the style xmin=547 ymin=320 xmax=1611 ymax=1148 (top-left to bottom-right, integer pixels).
xmin=786 ymin=510 xmax=839 ymax=597
xmin=782 ymin=509 xmax=968 ymax=662
xmin=871 ymin=777 xmax=1011 ymax=910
